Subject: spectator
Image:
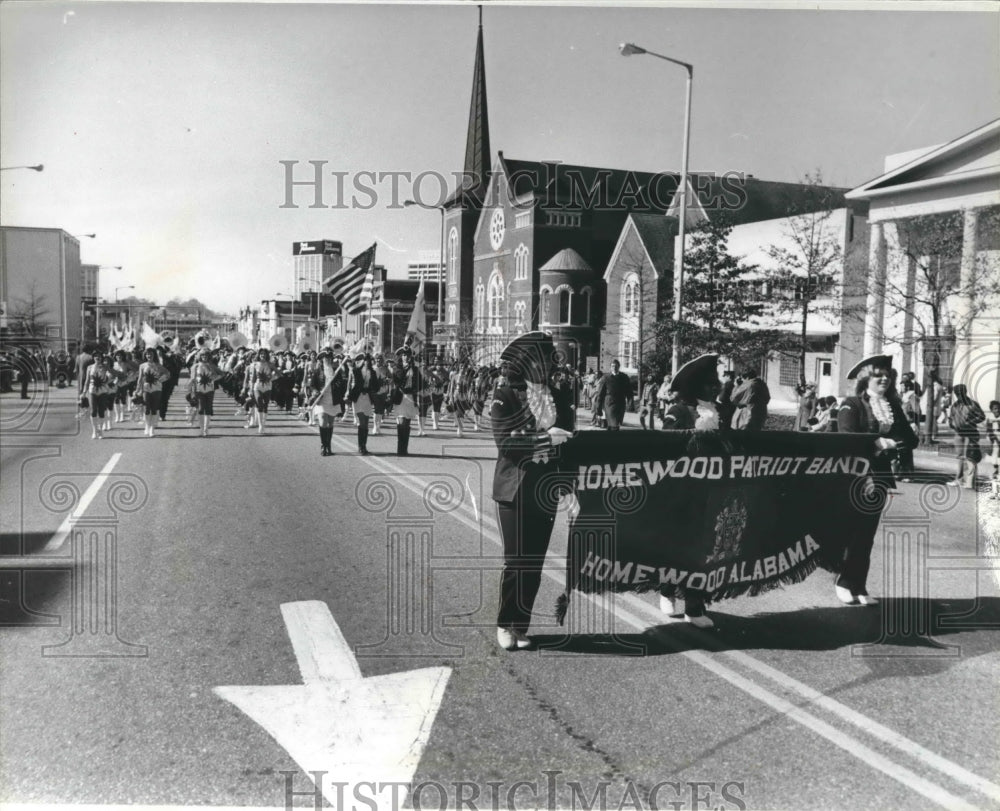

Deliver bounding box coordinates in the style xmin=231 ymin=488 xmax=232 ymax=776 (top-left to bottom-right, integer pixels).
xmin=948 ymin=384 xmax=985 ymax=489
xmin=986 ymin=400 xmax=1000 ymax=496
xmin=639 ymin=374 xmax=661 ymax=430
xmin=595 ymin=359 xmax=631 ymax=431
xmin=794 ymin=381 xmax=817 ymax=431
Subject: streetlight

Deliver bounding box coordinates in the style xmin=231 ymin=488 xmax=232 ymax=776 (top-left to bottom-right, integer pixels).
xmin=73 ymin=233 xmax=97 ymax=239
xmin=404 ymin=199 xmax=446 ymax=354
xmin=0 ymin=164 xmax=44 ymax=172
xmin=115 ymin=285 xmax=135 ymax=303
xmin=619 ymin=41 xmax=693 ymax=378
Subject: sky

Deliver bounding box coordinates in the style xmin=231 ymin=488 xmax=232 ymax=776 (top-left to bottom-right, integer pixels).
xmin=1 ymin=1 xmax=997 ymax=315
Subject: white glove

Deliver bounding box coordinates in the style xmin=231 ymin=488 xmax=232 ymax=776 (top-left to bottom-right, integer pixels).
xmin=547 ymin=426 xmax=572 ymax=446
xmin=875 ymin=437 xmax=898 ymax=451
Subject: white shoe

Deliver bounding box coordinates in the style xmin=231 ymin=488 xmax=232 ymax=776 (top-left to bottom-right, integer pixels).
xmin=856 ymin=593 xmax=879 ymax=606
xmin=496 ymin=627 xmax=532 ymax=650
xmin=417 ymin=431 xmax=427 ymax=437
xmin=685 ymin=613 xmax=715 ymax=629
xmin=835 ymin=585 xmax=859 ymax=605
xmin=659 ymin=595 xmax=683 ymax=618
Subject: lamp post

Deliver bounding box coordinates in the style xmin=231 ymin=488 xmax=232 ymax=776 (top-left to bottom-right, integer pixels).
xmin=619 ymin=42 xmax=693 ymax=377
xmin=404 ymin=199 xmax=446 ymax=356
xmin=0 ymin=164 xmax=44 ymax=172
xmin=73 ymin=233 xmax=96 ymax=239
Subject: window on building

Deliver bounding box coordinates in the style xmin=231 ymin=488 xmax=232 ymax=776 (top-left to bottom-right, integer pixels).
xmin=558 ymin=288 xmax=571 ymax=324
xmin=448 ymin=303 xmax=457 ymax=324
xmin=544 ymin=210 xmax=582 ymax=227
xmin=515 ymin=210 xmax=532 ymax=229
xmin=448 ymin=227 xmax=458 ymax=285
xmin=540 ymin=289 xmax=551 ymax=324
xmin=488 ymin=272 xmax=504 ymax=330
xmin=514 ymin=244 xmax=529 ymax=280
xmin=475 ymin=281 xmax=485 ymax=325
xmin=779 ymin=354 xmax=801 ymax=386
xmin=514 ymin=300 xmax=527 ymax=329
xmin=622 ymin=274 xmax=639 ymax=316
xmin=580 ymin=288 xmax=592 ymax=325
xmin=621 ymin=340 xmax=638 ymax=370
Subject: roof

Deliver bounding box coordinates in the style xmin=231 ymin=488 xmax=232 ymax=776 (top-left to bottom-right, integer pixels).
xmin=629 ymin=213 xmax=676 ymax=271
xmin=539 ymin=247 xmax=593 ymax=274
xmin=846 ymin=117 xmax=1000 ymax=201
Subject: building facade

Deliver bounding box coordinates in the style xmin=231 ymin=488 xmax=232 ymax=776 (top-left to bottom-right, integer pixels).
xmin=846 ymin=118 xmax=1000 ymax=406
xmin=0 ymin=226 xmax=83 ymax=349
xmin=293 ymin=239 xmax=342 ymax=297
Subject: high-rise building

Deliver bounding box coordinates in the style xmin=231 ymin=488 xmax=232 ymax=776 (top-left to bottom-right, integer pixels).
xmin=81 ymin=264 xmax=100 ymax=301
xmin=293 ymin=239 xmax=342 ymax=296
xmin=0 ymin=226 xmax=83 ymax=348
xmin=406 ymin=251 xmax=443 ymax=282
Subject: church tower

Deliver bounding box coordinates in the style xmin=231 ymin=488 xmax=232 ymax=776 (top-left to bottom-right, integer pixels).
xmin=443 ymin=6 xmax=491 ymax=332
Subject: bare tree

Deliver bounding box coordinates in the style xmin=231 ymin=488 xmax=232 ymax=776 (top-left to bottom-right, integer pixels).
xmin=764 ymin=171 xmax=860 ymax=387
xmin=874 ymin=207 xmax=1000 ymax=443
xmin=10 ymin=282 xmax=52 ymax=337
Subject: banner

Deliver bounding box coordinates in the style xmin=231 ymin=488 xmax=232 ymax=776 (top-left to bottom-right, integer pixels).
xmin=554 ymin=431 xmax=886 ymax=621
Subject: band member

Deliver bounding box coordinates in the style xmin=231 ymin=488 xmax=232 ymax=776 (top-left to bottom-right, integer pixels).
xmin=309 ymin=349 xmax=348 ymax=456
xmin=244 ymin=348 xmax=276 ymax=434
xmin=836 ymin=354 xmax=918 ymax=605
xmin=82 ymin=352 xmax=114 ymax=439
xmin=137 ymin=347 xmax=171 ymax=437
xmin=658 ymin=354 xmax=723 ymax=627
xmin=429 ymin=363 xmax=447 ymax=431
xmin=112 ymin=350 xmax=139 ymax=424
xmin=191 ymin=349 xmax=222 ymax=437
xmin=348 ymin=353 xmax=377 ymax=455
xmin=491 ymin=331 xmax=575 ymax=651
xmin=393 ymin=347 xmax=422 ymax=456
xmin=595 ymin=359 xmax=631 ymax=431
xmin=372 ymin=356 xmax=390 ymax=435
xmin=447 ymin=361 xmax=474 ymax=438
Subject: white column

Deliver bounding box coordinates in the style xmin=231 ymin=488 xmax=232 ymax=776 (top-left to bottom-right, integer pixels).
xmin=901 ymin=252 xmax=917 ymax=373
xmin=951 ymin=208 xmax=979 ymax=387
xmin=863 ymin=221 xmax=887 ymax=356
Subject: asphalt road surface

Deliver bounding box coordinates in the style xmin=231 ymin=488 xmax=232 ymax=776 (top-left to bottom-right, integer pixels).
xmin=2 ymin=383 xmax=999 ymax=811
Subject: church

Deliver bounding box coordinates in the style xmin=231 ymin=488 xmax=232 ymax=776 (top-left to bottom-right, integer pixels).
xmin=440 ymin=11 xmax=869 ymax=391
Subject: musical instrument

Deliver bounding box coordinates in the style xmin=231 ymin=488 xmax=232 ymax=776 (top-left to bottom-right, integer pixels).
xmin=326 ymin=335 xmax=346 ymax=354
xmin=226 ymin=331 xmax=248 ymax=349
xmin=269 ymin=333 xmax=289 ymax=352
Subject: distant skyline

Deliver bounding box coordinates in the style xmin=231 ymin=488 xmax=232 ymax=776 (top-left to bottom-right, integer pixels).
xmin=2 ymin=1 xmax=997 ymax=314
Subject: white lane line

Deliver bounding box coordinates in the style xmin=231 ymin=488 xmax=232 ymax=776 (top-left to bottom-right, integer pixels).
xmin=332 ymin=434 xmax=991 ymax=809
xmin=42 ymin=453 xmax=122 ymax=552
xmin=622 ymin=595 xmax=1000 ymax=805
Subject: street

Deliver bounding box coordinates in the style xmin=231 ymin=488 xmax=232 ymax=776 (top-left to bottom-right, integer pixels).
xmin=2 ymin=383 xmax=999 ymax=811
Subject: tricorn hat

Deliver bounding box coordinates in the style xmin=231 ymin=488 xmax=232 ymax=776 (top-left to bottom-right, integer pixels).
xmin=669 ymin=354 xmax=720 ymax=395
xmin=847 ymin=354 xmax=893 ymax=380
xmin=499 ymin=331 xmax=555 ymax=384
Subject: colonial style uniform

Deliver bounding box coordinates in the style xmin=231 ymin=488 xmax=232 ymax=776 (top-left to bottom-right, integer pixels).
xmin=835 ymin=354 xmax=918 ymax=605
xmin=491 ymin=332 xmax=575 ymax=650
xmin=348 ymin=354 xmax=377 ymax=454
xmin=393 ymin=348 xmax=422 ymax=456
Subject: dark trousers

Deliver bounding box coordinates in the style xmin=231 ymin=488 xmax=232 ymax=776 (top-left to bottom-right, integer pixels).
xmin=496 ymin=495 xmax=557 ymax=634
xmin=838 ymin=535 xmax=875 ymax=595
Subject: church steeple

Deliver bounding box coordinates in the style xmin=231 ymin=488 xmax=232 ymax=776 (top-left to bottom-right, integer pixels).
xmin=462 ymin=6 xmax=491 ymax=199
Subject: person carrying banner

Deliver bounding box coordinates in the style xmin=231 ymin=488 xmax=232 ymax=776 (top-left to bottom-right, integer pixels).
xmin=836 ymin=354 xmax=919 ymax=605
xmin=658 ymin=353 xmax=723 ymax=627
xmin=491 ymin=331 xmax=575 ymax=651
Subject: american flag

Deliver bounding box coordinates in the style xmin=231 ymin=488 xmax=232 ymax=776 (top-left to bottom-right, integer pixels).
xmin=322 ymin=242 xmax=376 ymax=315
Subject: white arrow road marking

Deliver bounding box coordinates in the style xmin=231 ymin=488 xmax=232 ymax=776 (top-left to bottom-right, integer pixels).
xmin=213 ymin=600 xmax=451 ymax=810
